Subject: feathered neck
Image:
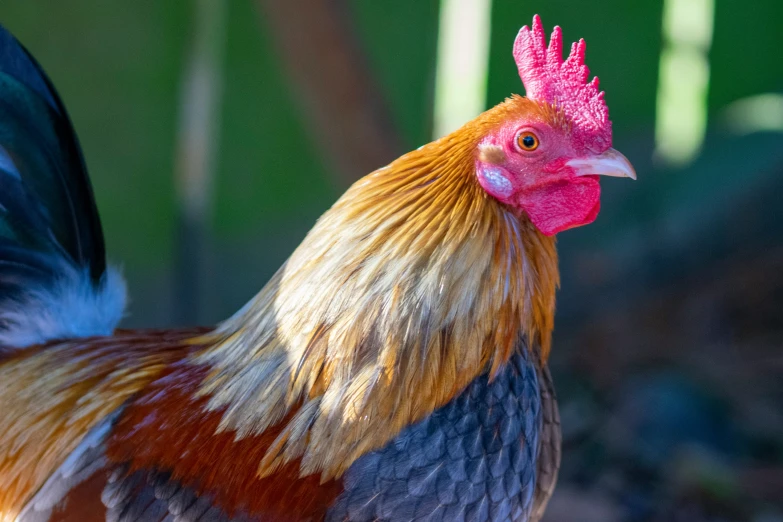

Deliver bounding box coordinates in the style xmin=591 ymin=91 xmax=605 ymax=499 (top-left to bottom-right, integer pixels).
xmin=194 ymin=96 xmax=559 ymax=480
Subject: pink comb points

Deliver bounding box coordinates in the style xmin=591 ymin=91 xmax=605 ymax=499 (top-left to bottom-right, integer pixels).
xmin=513 ymin=15 xmax=611 ymax=152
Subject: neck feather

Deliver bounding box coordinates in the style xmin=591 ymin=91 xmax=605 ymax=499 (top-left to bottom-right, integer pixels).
xmin=194 ymin=97 xmax=559 ymax=480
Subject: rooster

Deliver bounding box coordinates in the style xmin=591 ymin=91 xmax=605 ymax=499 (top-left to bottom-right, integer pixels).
xmin=0 ymin=15 xmax=634 ymax=522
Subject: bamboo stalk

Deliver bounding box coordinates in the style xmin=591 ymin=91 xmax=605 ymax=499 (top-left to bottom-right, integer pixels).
xmin=256 ymin=0 xmax=403 ymax=185
xmin=173 ymin=0 xmax=226 ymax=325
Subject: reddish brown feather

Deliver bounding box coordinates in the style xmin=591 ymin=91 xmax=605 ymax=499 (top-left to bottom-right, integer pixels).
xmin=50 ymin=471 xmax=109 ymax=522
xmin=106 ymin=362 xmax=342 ymax=520
xmin=0 ymin=328 xmax=205 ymax=519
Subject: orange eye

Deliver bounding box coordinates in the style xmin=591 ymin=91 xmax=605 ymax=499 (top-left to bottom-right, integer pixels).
xmin=516 ymin=132 xmax=539 ymax=151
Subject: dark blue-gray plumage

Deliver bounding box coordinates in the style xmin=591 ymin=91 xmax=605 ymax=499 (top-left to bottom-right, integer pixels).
xmin=328 ymin=345 xmax=543 ymax=522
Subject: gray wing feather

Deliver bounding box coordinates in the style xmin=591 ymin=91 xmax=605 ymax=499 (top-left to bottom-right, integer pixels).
xmin=103 ymin=468 xmax=249 ymax=522
xmin=530 ymin=361 xmax=561 ymax=522
xmin=17 ymin=412 xmax=119 ymax=522
xmin=17 ymin=407 xmax=246 ymax=522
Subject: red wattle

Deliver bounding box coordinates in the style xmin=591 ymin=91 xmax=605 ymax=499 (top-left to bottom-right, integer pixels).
xmin=520 ymin=177 xmax=601 ymax=235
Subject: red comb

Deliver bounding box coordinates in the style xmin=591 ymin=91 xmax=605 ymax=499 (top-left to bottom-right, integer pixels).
xmin=513 ymin=15 xmax=611 ymax=152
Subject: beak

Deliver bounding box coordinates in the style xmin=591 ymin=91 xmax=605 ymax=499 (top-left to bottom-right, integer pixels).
xmin=566 ymin=148 xmax=637 ymax=180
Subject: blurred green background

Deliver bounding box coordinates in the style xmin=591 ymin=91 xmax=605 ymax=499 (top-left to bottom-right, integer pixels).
xmin=1 ymin=1 xmax=781 ymax=521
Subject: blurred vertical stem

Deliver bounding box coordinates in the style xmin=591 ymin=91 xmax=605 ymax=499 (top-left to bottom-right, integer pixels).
xmin=433 ymin=0 xmax=493 ymax=138
xmin=173 ymin=0 xmax=226 ymax=325
xmin=256 ymin=0 xmax=403 ymax=185
xmin=654 ymin=0 xmax=714 ymax=166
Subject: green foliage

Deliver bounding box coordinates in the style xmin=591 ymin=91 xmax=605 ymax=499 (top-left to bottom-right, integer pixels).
xmin=710 ymin=1 xmax=783 ymax=110
xmin=350 ymin=0 xmax=440 ymax=148
xmin=215 ymin=0 xmax=335 ymax=236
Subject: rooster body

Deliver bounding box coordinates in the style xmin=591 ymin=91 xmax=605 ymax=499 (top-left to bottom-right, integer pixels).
xmin=0 ymin=15 xmax=634 ymax=522
xmin=2 ymin=329 xmax=558 ymax=522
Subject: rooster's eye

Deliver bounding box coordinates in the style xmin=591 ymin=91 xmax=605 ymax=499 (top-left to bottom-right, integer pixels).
xmin=516 ymin=132 xmax=539 ymax=151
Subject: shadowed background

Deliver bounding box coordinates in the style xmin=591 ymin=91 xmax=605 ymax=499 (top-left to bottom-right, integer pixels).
xmin=0 ymin=1 xmax=780 ymax=521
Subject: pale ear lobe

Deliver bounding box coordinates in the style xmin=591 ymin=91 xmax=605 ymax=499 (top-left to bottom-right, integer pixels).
xmin=477 ymin=164 xmax=514 ymax=199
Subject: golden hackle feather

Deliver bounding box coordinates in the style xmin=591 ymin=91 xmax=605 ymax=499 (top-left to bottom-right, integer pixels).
xmin=0 ymin=331 xmax=194 ymax=520
xmin=194 ymin=95 xmax=561 ymax=481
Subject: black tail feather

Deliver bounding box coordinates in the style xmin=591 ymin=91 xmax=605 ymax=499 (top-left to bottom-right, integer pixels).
xmin=0 ymin=24 xmax=125 ymax=347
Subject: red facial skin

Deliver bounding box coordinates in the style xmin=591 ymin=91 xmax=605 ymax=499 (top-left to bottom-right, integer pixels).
xmin=476 ymin=116 xmax=602 ymax=236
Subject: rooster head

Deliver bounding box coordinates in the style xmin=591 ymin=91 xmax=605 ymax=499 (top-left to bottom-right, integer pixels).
xmin=475 ymin=15 xmax=635 ymax=236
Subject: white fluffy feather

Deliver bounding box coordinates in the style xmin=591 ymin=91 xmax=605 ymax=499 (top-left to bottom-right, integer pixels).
xmin=0 ymin=263 xmax=127 ymax=348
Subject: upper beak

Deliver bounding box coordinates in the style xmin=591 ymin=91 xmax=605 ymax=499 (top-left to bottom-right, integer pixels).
xmin=566 ymin=148 xmax=637 ymax=180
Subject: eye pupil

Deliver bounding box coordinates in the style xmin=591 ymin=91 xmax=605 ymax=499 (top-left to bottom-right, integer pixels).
xmin=517 ymin=132 xmax=539 ymax=151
